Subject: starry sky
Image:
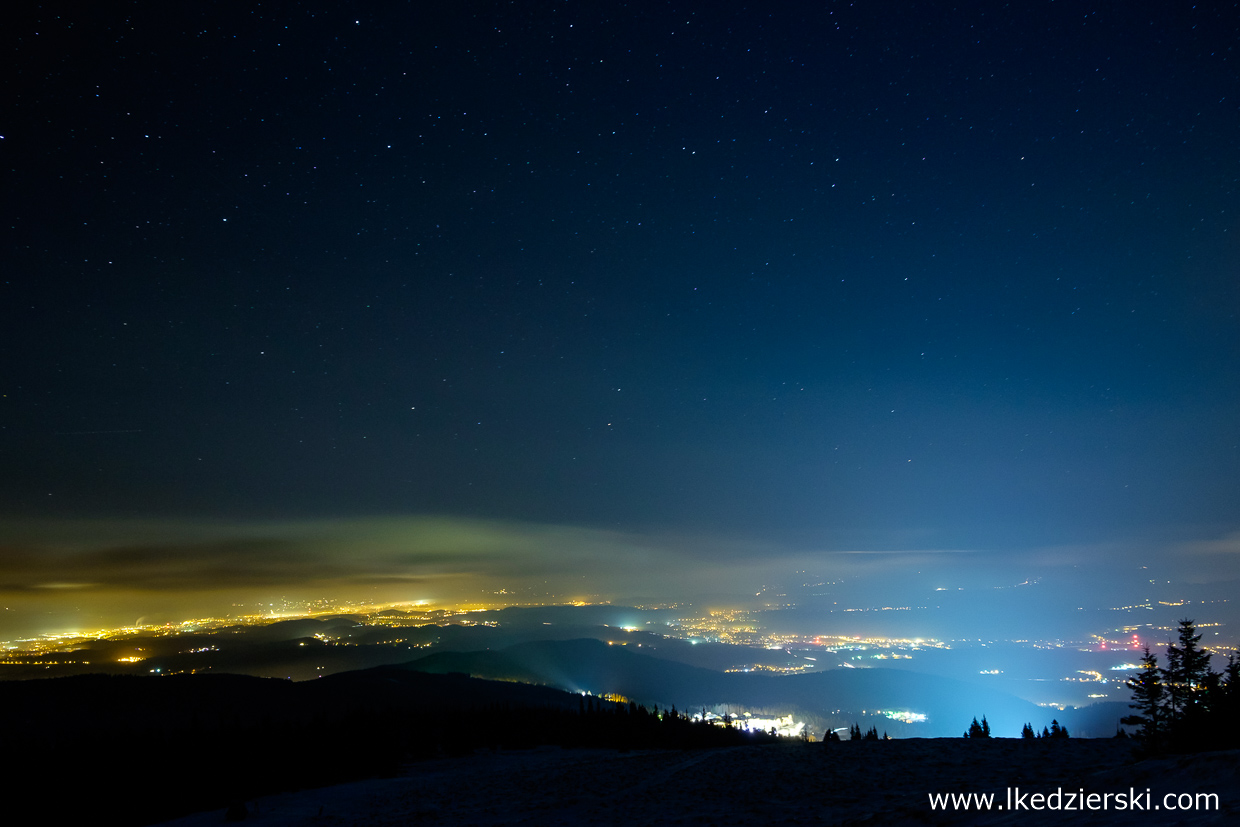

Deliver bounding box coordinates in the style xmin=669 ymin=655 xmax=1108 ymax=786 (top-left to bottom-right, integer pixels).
xmin=3 ymin=2 xmax=1239 ymax=633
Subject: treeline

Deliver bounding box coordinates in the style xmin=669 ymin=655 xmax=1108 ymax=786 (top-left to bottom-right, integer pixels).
xmin=1123 ymin=619 xmax=1240 ymax=754
xmin=961 ymin=716 xmax=1069 ymax=740
xmin=482 ymin=696 xmax=784 ymax=753
xmin=1020 ymin=719 xmax=1069 ymax=739
xmin=0 ymin=670 xmax=780 ymax=825
xmin=821 ymin=723 xmax=888 ymax=741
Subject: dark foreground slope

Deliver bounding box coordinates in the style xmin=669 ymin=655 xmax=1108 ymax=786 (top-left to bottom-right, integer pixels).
xmin=404 ymin=638 xmax=1052 ymax=737
xmin=0 ymin=667 xmax=773 ymax=826
xmin=160 ymin=738 xmax=1237 ymax=827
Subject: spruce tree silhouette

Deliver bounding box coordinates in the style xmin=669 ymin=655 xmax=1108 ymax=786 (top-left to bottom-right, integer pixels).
xmin=964 ymin=716 xmax=990 ymax=738
xmin=1122 ymin=622 xmax=1238 ymax=754
xmin=1122 ymin=645 xmax=1167 ymax=753
xmin=1165 ymin=619 xmax=1211 ymax=722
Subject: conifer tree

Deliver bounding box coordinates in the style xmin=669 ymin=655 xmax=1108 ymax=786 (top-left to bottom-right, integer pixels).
xmin=1164 ymin=619 xmax=1212 ymax=723
xmin=1021 ymin=722 xmax=1035 ymax=739
xmin=965 ymin=717 xmax=990 ymax=738
xmin=1221 ymin=652 xmax=1240 ymax=745
xmin=1122 ymin=645 xmax=1167 ymax=753
xmin=1224 ymin=652 xmax=1240 ymax=697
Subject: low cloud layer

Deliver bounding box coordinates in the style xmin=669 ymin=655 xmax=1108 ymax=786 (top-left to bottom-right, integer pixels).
xmin=0 ymin=515 xmax=1011 ymax=597
xmin=2 ymin=515 xmax=1236 ymax=640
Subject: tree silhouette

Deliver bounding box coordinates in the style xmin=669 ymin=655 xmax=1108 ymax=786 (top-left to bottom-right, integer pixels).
xmin=1123 ymin=645 xmax=1167 ymax=753
xmin=1221 ymin=653 xmax=1240 ymax=746
xmin=964 ymin=716 xmax=990 ymax=738
xmin=1164 ymin=619 xmax=1212 ymax=723
xmin=1121 ymin=622 xmax=1240 ymax=753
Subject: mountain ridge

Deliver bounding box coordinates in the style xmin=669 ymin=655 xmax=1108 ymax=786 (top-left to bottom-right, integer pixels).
xmin=401 ymin=637 xmax=1062 ymax=737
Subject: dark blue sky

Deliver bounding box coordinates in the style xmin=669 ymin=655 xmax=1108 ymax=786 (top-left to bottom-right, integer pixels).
xmin=4 ymin=1 xmax=1238 ymax=564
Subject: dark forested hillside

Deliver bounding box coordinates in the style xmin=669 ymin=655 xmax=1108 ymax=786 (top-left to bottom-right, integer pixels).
xmin=1 ymin=666 xmax=775 ymax=825
xmin=404 ymin=638 xmax=1050 ymax=737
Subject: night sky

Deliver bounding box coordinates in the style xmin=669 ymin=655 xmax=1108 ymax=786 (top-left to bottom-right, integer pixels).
xmin=3 ymin=2 xmax=1239 ymax=633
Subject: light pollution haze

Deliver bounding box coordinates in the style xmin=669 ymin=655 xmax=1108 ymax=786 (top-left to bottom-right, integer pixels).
xmin=3 ymin=515 xmax=1240 ymax=642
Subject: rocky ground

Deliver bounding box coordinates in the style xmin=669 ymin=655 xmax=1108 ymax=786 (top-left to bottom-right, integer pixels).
xmin=159 ymin=738 xmax=1237 ymax=826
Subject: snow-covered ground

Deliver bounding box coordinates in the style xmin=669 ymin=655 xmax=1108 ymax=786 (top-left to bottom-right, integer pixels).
xmin=158 ymin=739 xmax=1237 ymax=826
